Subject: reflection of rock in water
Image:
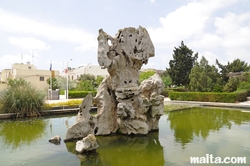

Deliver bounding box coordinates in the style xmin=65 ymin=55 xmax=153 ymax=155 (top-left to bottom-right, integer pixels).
xmin=65 ymin=131 xmax=164 ymax=166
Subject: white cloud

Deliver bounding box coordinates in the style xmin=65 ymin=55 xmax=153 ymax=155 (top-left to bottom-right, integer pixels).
xmin=8 ymin=37 xmax=50 ymax=50
xmin=215 ymin=12 xmax=250 ymax=48
xmin=0 ymin=54 xmax=33 ymax=69
xmin=148 ymin=0 xmax=231 ymax=45
xmin=149 ymin=0 xmax=155 ymax=3
xmin=0 ymin=9 xmax=96 ymax=52
xmin=188 ymin=34 xmax=222 ymax=50
xmin=148 ymin=0 xmax=239 ymax=45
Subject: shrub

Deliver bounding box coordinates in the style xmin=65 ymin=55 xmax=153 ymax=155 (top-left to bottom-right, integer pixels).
xmin=139 ymin=70 xmax=156 ymax=83
xmin=68 ymin=90 xmax=97 ymax=98
xmin=169 ymin=91 xmax=247 ymax=103
xmin=0 ymin=79 xmax=46 ymax=116
xmin=238 ymin=81 xmax=250 ymax=90
xmin=223 ymin=77 xmax=239 ymax=92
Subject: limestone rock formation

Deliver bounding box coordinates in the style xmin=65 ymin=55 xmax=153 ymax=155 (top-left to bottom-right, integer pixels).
xmin=64 ymin=94 xmax=96 ymax=141
xmin=65 ymin=26 xmax=164 ymax=141
xmin=95 ymin=26 xmax=164 ymax=135
xmin=75 ymin=134 xmax=99 ymax=153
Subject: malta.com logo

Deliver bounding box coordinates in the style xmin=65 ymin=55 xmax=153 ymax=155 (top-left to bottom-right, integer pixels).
xmin=190 ymin=154 xmax=247 ymax=164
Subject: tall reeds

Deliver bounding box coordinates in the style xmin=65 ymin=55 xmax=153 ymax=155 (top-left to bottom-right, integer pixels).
xmin=0 ymin=79 xmax=46 ymax=117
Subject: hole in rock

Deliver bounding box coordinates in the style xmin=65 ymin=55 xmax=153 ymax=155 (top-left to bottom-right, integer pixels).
xmin=94 ymin=127 xmax=98 ymax=134
xmin=108 ymin=39 xmax=112 ymax=46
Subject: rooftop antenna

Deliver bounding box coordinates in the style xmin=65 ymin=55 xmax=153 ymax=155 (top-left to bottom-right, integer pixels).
xmin=32 ymin=50 xmax=34 ymax=65
xmin=21 ymin=54 xmax=23 ymax=63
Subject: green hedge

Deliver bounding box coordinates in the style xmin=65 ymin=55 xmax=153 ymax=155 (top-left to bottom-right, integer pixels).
xmin=169 ymin=91 xmax=248 ymax=103
xmin=68 ymin=91 xmax=97 ymax=99
xmin=161 ymin=88 xmax=188 ymax=97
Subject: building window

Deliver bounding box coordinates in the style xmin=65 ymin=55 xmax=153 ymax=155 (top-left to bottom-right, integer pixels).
xmin=40 ymin=76 xmax=44 ymax=81
xmin=28 ymin=66 xmax=31 ymax=69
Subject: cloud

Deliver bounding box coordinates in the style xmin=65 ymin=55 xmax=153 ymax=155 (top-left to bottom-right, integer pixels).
xmin=215 ymin=12 xmax=250 ymax=48
xmin=0 ymin=9 xmax=96 ymax=52
xmin=8 ymin=37 xmax=50 ymax=50
xmin=146 ymin=0 xmax=250 ymax=68
xmin=147 ymin=0 xmax=238 ymax=45
xmin=0 ymin=54 xmax=32 ymax=68
xmin=188 ymin=34 xmax=222 ymax=50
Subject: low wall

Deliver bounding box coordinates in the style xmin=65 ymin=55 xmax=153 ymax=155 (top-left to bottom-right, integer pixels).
xmin=0 ymin=83 xmax=7 ymax=91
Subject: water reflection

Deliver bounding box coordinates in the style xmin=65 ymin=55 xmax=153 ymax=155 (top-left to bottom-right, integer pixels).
xmin=0 ymin=118 xmax=47 ymax=150
xmin=168 ymin=108 xmax=250 ymax=148
xmin=65 ymin=132 xmax=164 ymax=166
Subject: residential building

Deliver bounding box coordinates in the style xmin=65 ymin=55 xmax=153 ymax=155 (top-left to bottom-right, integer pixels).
xmin=0 ymin=62 xmax=59 ymax=91
xmin=0 ymin=69 xmax=11 ymax=83
xmin=66 ymin=65 xmax=109 ymax=80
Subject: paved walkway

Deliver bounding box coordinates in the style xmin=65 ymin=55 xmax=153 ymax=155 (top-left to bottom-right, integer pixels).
xmin=164 ymin=97 xmax=250 ymax=110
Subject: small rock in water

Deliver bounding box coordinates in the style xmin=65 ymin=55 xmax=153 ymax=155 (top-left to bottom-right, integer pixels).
xmin=49 ymin=135 xmax=61 ymax=145
xmin=75 ymin=134 xmax=99 ymax=153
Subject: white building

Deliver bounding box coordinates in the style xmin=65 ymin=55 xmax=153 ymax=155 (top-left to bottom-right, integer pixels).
xmin=66 ymin=65 xmax=109 ymax=80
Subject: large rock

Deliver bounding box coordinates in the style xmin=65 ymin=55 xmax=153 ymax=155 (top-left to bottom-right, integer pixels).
xmin=96 ymin=26 xmax=164 ymax=135
xmin=93 ymin=76 xmax=118 ymax=135
xmin=65 ymin=26 xmax=164 ymax=140
xmin=64 ymin=94 xmax=96 ymax=141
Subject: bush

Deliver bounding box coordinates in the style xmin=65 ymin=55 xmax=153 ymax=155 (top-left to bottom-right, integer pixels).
xmin=0 ymin=79 xmax=45 ymax=116
xmin=68 ymin=90 xmax=97 ymax=98
xmin=169 ymin=91 xmax=247 ymax=103
xmin=139 ymin=70 xmax=156 ymax=83
xmin=223 ymin=77 xmax=239 ymax=92
xmin=238 ymin=81 xmax=250 ymax=90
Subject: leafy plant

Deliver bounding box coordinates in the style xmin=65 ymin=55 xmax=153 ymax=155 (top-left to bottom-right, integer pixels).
xmin=0 ymin=79 xmax=45 ymax=116
xmin=139 ymin=70 xmax=156 ymax=83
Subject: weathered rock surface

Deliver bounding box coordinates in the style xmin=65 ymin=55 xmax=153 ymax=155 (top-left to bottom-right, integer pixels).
xmin=64 ymin=94 xmax=96 ymax=141
xmin=49 ymin=135 xmax=61 ymax=145
xmin=75 ymin=134 xmax=99 ymax=153
xmin=96 ymin=26 xmax=164 ymax=135
xmin=65 ymin=26 xmax=164 ymax=140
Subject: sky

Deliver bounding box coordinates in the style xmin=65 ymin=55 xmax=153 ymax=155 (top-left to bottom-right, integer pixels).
xmin=0 ymin=0 xmax=249 ymax=73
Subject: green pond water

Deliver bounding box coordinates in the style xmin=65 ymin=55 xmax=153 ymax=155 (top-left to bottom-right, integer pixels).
xmin=0 ymin=107 xmax=250 ymax=166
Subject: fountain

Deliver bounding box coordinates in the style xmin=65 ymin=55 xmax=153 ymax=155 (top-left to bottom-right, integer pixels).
xmin=64 ymin=26 xmax=164 ymax=141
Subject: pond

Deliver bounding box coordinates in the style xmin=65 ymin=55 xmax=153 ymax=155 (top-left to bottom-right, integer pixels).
xmin=0 ymin=107 xmax=250 ymax=166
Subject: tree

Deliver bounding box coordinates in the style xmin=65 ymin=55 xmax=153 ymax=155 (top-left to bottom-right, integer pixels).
xmin=57 ymin=76 xmax=76 ymax=90
xmin=160 ymin=70 xmax=172 ymax=87
xmin=189 ymin=56 xmax=221 ymax=92
xmin=223 ymin=77 xmax=239 ymax=92
xmin=75 ymin=80 xmax=95 ymax=91
xmin=216 ymin=59 xmax=250 ymax=87
xmin=95 ymin=76 xmax=104 ymax=87
xmin=46 ymin=78 xmax=59 ymax=90
xmin=167 ymin=41 xmax=198 ymax=87
xmin=227 ymin=59 xmax=250 ymax=72
xmin=75 ymin=74 xmax=104 ymax=90
xmin=216 ymin=59 xmax=229 ymax=86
